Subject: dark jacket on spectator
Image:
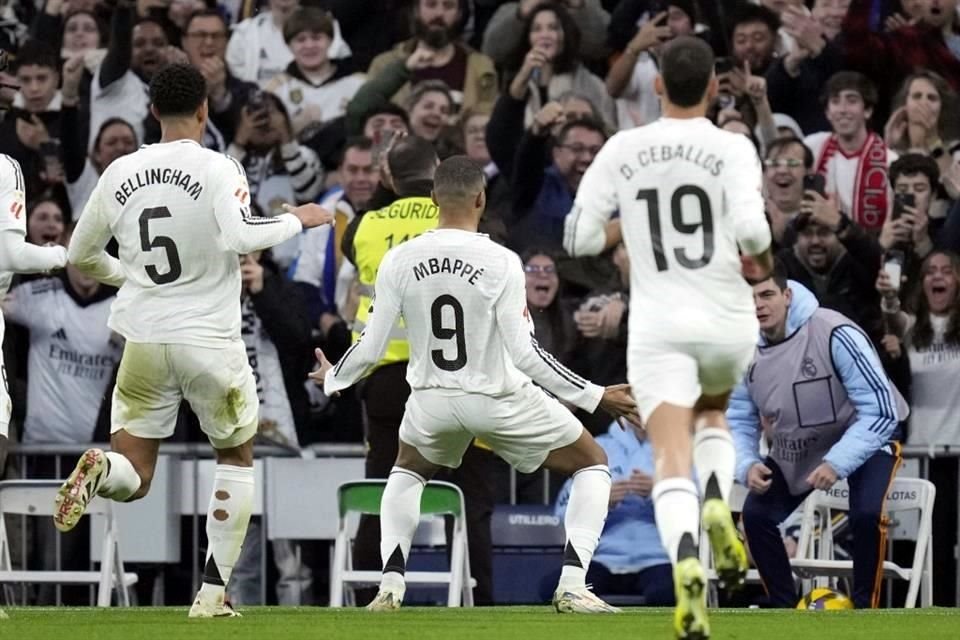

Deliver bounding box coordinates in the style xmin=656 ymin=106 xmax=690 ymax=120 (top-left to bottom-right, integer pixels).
xmin=843 ymin=0 xmax=960 ymax=122
xmin=509 ymin=130 xmax=573 ymax=254
xmin=486 ymin=93 xmax=531 ymax=179
xmin=247 ymin=257 xmax=314 ymax=446
xmin=765 ymin=39 xmax=844 ymax=135
xmin=777 ymin=222 xmax=885 ymax=341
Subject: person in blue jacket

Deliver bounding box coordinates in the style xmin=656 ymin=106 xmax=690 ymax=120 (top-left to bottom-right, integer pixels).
xmin=728 ymin=265 xmax=908 ymax=609
xmin=555 ymin=421 xmax=674 ymax=606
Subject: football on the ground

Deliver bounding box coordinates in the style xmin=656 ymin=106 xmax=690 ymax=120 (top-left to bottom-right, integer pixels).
xmin=796 ymin=587 xmax=854 ymax=610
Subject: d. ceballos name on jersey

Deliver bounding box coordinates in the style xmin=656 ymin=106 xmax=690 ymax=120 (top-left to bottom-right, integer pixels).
xmin=618 ymin=143 xmax=724 ymax=178
xmin=48 ymin=344 xmax=117 ymax=380
xmin=114 ymin=168 xmax=204 ymax=205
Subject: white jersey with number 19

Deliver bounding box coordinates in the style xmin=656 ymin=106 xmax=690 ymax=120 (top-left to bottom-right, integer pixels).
xmin=564 ymin=117 xmax=771 ymax=341
xmin=68 ymin=140 xmax=303 ymax=348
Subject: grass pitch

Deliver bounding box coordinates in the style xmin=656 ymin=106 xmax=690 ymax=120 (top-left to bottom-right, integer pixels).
xmin=2 ymin=606 xmax=959 ymax=640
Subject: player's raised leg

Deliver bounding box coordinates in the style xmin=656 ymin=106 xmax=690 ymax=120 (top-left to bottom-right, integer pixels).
xmin=367 ymin=439 xmax=441 ymax=611
xmin=189 ymin=437 xmax=255 ymax=618
xmin=645 ymin=401 xmax=709 ymax=639
xmin=54 ymin=431 xmax=158 ymax=532
xmin=542 ymin=430 xmax=618 ymax=614
xmin=694 ymin=393 xmax=748 ymax=593
xmin=54 ymin=342 xmax=172 ymax=532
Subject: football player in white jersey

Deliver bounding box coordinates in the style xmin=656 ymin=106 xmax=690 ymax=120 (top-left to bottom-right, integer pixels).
xmin=311 ymin=156 xmax=640 ymax=614
xmin=53 ymin=63 xmax=333 ymax=618
xmin=563 ymin=37 xmax=773 ymax=639
xmin=0 ymin=58 xmax=69 ymax=444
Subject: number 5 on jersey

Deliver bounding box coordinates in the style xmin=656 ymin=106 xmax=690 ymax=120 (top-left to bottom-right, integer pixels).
xmin=139 ymin=206 xmax=182 ymax=284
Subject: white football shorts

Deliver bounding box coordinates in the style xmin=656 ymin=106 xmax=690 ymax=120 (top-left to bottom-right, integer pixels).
xmin=628 ymin=336 xmax=756 ymax=423
xmin=399 ymin=382 xmax=583 ymax=474
xmin=112 ymin=341 xmax=259 ymax=448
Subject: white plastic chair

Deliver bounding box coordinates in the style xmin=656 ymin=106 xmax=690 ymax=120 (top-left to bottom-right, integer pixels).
xmin=329 ymin=479 xmax=474 ymax=608
xmin=0 ymin=480 xmax=138 ymax=606
xmin=790 ymin=477 xmax=935 ymax=608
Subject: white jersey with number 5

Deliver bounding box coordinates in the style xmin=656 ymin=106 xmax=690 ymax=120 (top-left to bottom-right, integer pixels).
xmin=68 ymin=140 xmax=303 ymax=348
xmin=563 ymin=117 xmax=771 ymax=341
xmin=325 ymin=228 xmax=603 ymax=413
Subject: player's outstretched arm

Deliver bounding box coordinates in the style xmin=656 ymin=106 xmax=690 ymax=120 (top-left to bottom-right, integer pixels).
xmin=0 ymin=230 xmax=66 ymax=273
xmin=320 ymin=250 xmax=402 ymax=396
xmin=0 ymin=157 xmax=67 ymax=273
xmin=495 ymin=256 xmax=604 ymax=412
xmin=599 ymin=384 xmax=642 ymax=428
xmin=67 ymin=184 xmax=125 ymax=287
xmin=212 ymin=157 xmax=323 ymax=255
xmin=563 ymin=137 xmax=619 ymax=258
xmin=725 ymin=136 xmax=773 ymax=260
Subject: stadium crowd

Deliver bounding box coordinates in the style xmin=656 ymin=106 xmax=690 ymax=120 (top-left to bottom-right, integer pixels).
xmin=0 ymin=0 xmax=959 ymax=609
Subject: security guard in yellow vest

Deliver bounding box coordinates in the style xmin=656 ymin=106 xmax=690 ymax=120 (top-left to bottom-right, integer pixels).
xmin=343 ymin=136 xmax=495 ymax=605
xmin=351 ymin=194 xmax=439 ymax=362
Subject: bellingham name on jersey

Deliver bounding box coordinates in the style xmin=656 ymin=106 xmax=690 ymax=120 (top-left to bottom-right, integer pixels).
xmin=618 ymin=143 xmax=724 ymax=178
xmin=114 ymin=167 xmax=204 ymax=205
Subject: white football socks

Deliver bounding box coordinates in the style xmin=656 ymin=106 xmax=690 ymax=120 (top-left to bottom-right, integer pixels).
xmin=558 ymin=464 xmax=611 ymax=590
xmin=693 ymin=426 xmax=736 ymax=503
xmin=652 ymin=477 xmax=701 ymax=564
xmin=96 ymin=451 xmax=141 ymax=501
xmin=379 ymin=467 xmax=426 ymax=592
xmin=198 ymin=464 xmax=254 ymax=603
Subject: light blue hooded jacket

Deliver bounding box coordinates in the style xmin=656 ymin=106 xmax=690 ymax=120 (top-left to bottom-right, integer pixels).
xmin=554 ymin=423 xmax=670 ymax=573
xmin=728 ymin=280 xmax=902 ymax=486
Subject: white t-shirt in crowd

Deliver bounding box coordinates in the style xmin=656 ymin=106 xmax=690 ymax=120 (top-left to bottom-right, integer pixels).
xmin=5 ymin=278 xmax=121 ymax=443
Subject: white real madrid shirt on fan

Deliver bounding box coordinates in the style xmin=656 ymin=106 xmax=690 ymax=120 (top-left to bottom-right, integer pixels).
xmin=563 ymin=117 xmax=770 ymax=419
xmin=324 ymin=228 xmax=603 ymax=409
xmin=67 ymin=140 xmax=303 ymax=347
xmin=4 ymin=278 xmax=121 ymax=443
xmin=0 ymin=155 xmax=68 ymax=437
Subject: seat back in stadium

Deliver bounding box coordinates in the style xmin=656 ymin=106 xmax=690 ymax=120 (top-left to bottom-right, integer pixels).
xmin=491 ymin=505 xmax=565 ymax=604
xmin=329 ymin=479 xmax=473 ymax=607
xmin=791 ymin=477 xmax=935 ymax=607
xmin=0 ymin=480 xmax=138 ymax=606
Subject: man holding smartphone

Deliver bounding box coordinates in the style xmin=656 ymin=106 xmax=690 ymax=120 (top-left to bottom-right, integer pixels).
xmin=776 ymin=175 xmax=887 ymax=341
xmin=879 ymin=154 xmax=939 ymax=261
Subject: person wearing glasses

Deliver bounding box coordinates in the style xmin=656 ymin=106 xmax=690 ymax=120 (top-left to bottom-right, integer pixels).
xmin=509 ymin=106 xmax=607 ymax=254
xmin=776 ymin=184 xmax=886 ymax=342
xmin=149 ymin=9 xmax=256 ymax=148
xmin=762 ymin=137 xmax=814 ymax=249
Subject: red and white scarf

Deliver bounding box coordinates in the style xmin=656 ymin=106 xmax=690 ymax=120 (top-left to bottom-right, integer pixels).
xmin=814 ymin=132 xmax=889 ymax=231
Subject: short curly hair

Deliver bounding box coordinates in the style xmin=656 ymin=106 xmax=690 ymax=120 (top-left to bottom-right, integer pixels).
xmin=149 ymin=63 xmax=207 ymax=118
